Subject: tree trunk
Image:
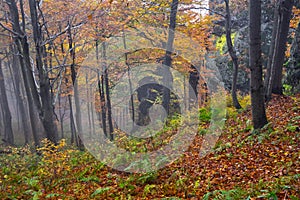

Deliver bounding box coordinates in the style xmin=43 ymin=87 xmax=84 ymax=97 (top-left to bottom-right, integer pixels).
xmin=97 ymin=68 xmax=107 ymax=137
xmin=224 ymin=0 xmax=242 ymax=109
xmin=28 ymin=0 xmax=59 ymax=144
xmin=0 ymin=101 xmax=3 ymax=137
xmin=7 ymin=0 xmax=41 ymax=145
xmin=162 ymin=0 xmax=178 ymax=115
xmin=286 ymin=22 xmax=300 ymax=92
xmin=249 ymin=0 xmax=268 ymax=129
xmin=122 ymin=30 xmax=135 ymax=127
xmin=265 ymin=0 xmax=294 ymax=99
xmin=10 ymin=47 xmax=31 ymax=144
xmin=271 ymin=0 xmax=293 ymax=95
xmin=102 ymin=42 xmax=114 ymax=141
xmin=67 ymin=22 xmax=83 ymax=148
xmin=86 ymin=73 xmax=92 ymax=136
xmin=264 ymin=1 xmax=279 ymax=98
xmin=96 ymin=41 xmax=107 ymax=137
xmin=0 ymin=60 xmax=14 ymax=145
xmin=58 ymin=93 xmax=64 ymax=139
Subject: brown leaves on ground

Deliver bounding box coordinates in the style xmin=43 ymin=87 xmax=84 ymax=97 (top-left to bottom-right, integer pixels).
xmin=1 ymin=94 xmax=299 ymax=199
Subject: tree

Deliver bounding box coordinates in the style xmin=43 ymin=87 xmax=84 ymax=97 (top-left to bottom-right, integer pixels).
xmin=6 ymin=0 xmax=41 ymax=145
xmin=265 ymin=0 xmax=294 ymax=100
xmin=28 ymin=0 xmax=59 ymax=143
xmin=7 ymin=47 xmax=31 ymax=144
xmin=0 ymin=59 xmax=14 ymax=145
xmin=249 ymin=0 xmax=268 ymax=129
xmin=162 ymin=0 xmax=179 ymax=115
xmin=224 ymin=0 xmax=242 ymax=109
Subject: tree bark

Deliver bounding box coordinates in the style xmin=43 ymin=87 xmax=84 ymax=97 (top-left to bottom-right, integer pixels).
xmin=264 ymin=1 xmax=279 ymax=98
xmin=224 ymin=0 xmax=242 ymax=109
xmin=265 ymin=0 xmax=294 ymax=99
xmin=249 ymin=0 xmax=268 ymax=129
xmin=102 ymin=42 xmax=114 ymax=141
xmin=0 ymin=60 xmax=14 ymax=145
xmin=122 ymin=30 xmax=135 ymax=127
xmin=29 ymin=0 xmax=59 ymax=144
xmin=7 ymin=0 xmax=41 ymax=145
xmin=271 ymin=0 xmax=293 ymax=95
xmin=96 ymin=41 xmax=107 ymax=137
xmin=10 ymin=47 xmax=31 ymax=144
xmin=162 ymin=0 xmax=178 ymax=115
xmin=67 ymin=22 xmax=83 ymax=148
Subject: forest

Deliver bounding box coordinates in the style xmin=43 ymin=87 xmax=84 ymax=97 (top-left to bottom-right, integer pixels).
xmin=0 ymin=0 xmax=300 ymax=199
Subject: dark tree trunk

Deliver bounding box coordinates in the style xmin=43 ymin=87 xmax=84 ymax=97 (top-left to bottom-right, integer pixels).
xmin=162 ymin=0 xmax=178 ymax=115
xmin=0 ymin=60 xmax=14 ymax=145
xmin=0 ymin=101 xmax=3 ymax=137
xmin=7 ymin=0 xmax=41 ymax=145
xmin=10 ymin=47 xmax=31 ymax=144
xmin=67 ymin=22 xmax=83 ymax=148
xmin=224 ymin=0 xmax=242 ymax=109
xmin=249 ymin=0 xmax=268 ymax=129
xmin=286 ymin=22 xmax=300 ymax=92
xmin=265 ymin=0 xmax=294 ymax=99
xmin=68 ymin=95 xmax=77 ymax=145
xmin=96 ymin=41 xmax=107 ymax=137
xmin=189 ymin=65 xmax=199 ymax=106
xmin=58 ymin=93 xmax=64 ymax=139
xmin=97 ymin=68 xmax=107 ymax=137
xmin=264 ymin=1 xmax=279 ymax=98
xmin=102 ymin=42 xmax=114 ymax=141
xmin=271 ymin=0 xmax=293 ymax=95
xmin=28 ymin=0 xmax=59 ymax=144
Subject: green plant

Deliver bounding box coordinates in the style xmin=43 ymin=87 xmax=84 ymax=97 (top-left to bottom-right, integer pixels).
xmin=203 ymin=188 xmax=246 ymax=200
xmin=198 ymin=107 xmax=212 ymax=123
xmin=91 ymin=187 xmax=110 ymax=198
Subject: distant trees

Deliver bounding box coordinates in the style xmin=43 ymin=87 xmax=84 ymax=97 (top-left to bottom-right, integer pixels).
xmin=0 ymin=0 xmax=299 ymax=145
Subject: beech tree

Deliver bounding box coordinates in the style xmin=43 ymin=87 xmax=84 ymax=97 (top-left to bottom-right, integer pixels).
xmin=265 ymin=0 xmax=294 ymax=100
xmin=224 ymin=0 xmax=242 ymax=109
xmin=162 ymin=0 xmax=179 ymax=115
xmin=249 ymin=0 xmax=268 ymax=129
xmin=0 ymin=59 xmax=14 ymax=145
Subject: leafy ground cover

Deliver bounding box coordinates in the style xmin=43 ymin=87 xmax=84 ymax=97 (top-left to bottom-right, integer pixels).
xmin=0 ymin=94 xmax=299 ymax=199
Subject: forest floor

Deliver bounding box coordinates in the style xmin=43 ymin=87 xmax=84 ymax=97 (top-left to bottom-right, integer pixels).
xmin=0 ymin=94 xmax=299 ymax=200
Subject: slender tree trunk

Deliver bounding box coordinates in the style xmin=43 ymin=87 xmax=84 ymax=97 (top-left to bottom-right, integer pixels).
xmin=10 ymin=48 xmax=31 ymax=144
xmin=97 ymin=68 xmax=107 ymax=137
xmin=249 ymin=0 xmax=268 ymax=129
xmin=86 ymin=73 xmax=92 ymax=136
xmin=58 ymin=93 xmax=64 ymax=139
xmin=264 ymin=1 xmax=279 ymax=98
xmin=0 ymin=101 xmax=3 ymax=137
xmin=162 ymin=0 xmax=178 ymax=115
xmin=96 ymin=41 xmax=107 ymax=137
xmin=91 ymin=101 xmax=95 ymax=135
xmin=0 ymin=60 xmax=14 ymax=145
xmin=122 ymin=30 xmax=135 ymax=126
xmin=67 ymin=22 xmax=83 ymax=148
xmin=102 ymin=42 xmax=114 ymax=140
xmin=271 ymin=0 xmax=293 ymax=95
xmin=224 ymin=0 xmax=242 ymax=109
xmin=265 ymin=0 xmax=293 ymax=99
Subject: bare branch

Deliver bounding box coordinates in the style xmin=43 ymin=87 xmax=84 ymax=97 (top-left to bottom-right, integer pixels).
xmin=0 ymin=22 xmax=20 ymax=36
